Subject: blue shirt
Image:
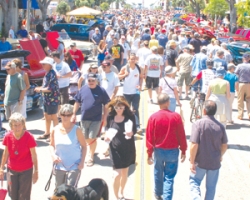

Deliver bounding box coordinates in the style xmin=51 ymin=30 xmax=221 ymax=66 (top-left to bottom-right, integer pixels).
xmin=69 ymin=60 xmax=78 ymax=71
xmin=213 ymin=57 xmax=228 ymax=71
xmin=16 ymin=29 xmax=28 ymax=38
xmin=92 ymin=33 xmax=102 ymax=45
xmin=190 ymin=53 xmax=207 ymax=76
xmin=141 ymin=33 xmax=151 ymax=41
xmin=157 ymin=34 xmax=168 ymax=48
xmin=0 ymin=41 xmax=12 ymax=52
xmin=74 ymin=85 xmax=110 ymax=121
xmin=224 ymin=72 xmax=238 ymax=92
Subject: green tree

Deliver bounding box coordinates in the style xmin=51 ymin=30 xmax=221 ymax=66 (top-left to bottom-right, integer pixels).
xmin=75 ymin=0 xmax=95 ymax=7
xmin=100 ymin=2 xmax=110 ymax=11
xmin=235 ymin=0 xmax=250 ymax=28
xmin=56 ymin=1 xmax=71 ymax=15
xmin=189 ymin=0 xmax=205 ymax=18
xmin=123 ymin=3 xmax=132 ymax=10
xmin=225 ymin=0 xmax=237 ymax=30
xmin=204 ymin=0 xmax=229 ymax=17
xmin=36 ymin=0 xmax=52 ymax=21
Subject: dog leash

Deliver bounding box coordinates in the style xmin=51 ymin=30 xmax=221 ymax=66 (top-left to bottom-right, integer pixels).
xmin=45 ymin=164 xmax=56 ymax=191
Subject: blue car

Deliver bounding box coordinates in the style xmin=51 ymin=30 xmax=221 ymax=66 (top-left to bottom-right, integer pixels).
xmin=51 ymin=19 xmax=109 ymax=41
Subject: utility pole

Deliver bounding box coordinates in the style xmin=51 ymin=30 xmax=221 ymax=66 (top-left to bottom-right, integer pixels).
xmin=26 ymin=0 xmax=30 ymax=31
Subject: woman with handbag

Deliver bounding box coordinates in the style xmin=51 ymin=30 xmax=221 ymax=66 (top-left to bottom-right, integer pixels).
xmin=159 ymin=66 xmax=182 ymax=112
xmin=0 ymin=112 xmax=38 ymax=200
xmin=105 ymin=96 xmax=136 ymax=200
xmin=49 ymin=104 xmax=87 ymax=188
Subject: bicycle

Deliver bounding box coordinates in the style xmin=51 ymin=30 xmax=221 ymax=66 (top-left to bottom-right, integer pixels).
xmin=190 ymin=86 xmax=206 ymax=123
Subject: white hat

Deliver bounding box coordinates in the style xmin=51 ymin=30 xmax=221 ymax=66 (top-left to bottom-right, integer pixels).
xmin=39 ymin=57 xmax=54 ymax=66
xmin=150 ymin=46 xmax=158 ymax=51
xmin=56 ymin=37 xmax=63 ymax=42
xmin=165 ymin=65 xmax=177 ymax=74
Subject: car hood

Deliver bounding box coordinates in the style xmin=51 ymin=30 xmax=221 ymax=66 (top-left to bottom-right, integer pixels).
xmin=0 ymin=50 xmax=30 ymax=59
xmin=19 ymin=40 xmax=46 ymax=78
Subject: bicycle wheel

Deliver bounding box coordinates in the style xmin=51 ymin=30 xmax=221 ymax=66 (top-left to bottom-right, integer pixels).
xmin=190 ymin=105 xmax=196 ymax=123
xmin=195 ymin=104 xmax=203 ymax=120
xmin=190 ymin=104 xmax=203 ymax=123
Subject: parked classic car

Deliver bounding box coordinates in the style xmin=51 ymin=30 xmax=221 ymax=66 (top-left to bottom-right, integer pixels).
xmin=227 ymin=42 xmax=250 ymax=64
xmin=0 ymin=50 xmax=42 ymax=121
xmin=46 ymin=31 xmax=94 ymax=61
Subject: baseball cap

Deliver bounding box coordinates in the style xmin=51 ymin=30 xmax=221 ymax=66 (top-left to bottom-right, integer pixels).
xmin=243 ymin=53 xmax=250 ymax=60
xmin=215 ymin=67 xmax=226 ymax=78
xmin=39 ymin=57 xmax=54 ymax=66
xmin=87 ymin=73 xmax=97 ymax=79
xmin=201 ymin=46 xmax=207 ymax=52
xmin=104 ymin=55 xmax=114 ymax=60
xmin=161 ymin=29 xmax=166 ymax=33
xmin=90 ymin=64 xmax=98 ymax=68
xmin=70 ymin=42 xmax=76 ymax=47
xmin=150 ymin=46 xmax=158 ymax=51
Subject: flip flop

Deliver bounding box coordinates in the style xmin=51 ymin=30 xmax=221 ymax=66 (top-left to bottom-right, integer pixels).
xmin=86 ymin=159 xmax=94 ymax=167
xmin=37 ymin=134 xmax=50 ymax=139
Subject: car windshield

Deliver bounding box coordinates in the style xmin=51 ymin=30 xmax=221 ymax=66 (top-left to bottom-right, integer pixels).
xmin=58 ymin=32 xmax=71 ymax=40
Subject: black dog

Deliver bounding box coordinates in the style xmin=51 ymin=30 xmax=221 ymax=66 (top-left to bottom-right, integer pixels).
xmin=51 ymin=178 xmax=109 ymax=200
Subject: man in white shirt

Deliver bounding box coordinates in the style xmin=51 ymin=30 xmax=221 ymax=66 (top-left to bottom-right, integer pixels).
xmin=100 ymin=59 xmax=120 ymax=100
xmin=120 ymin=35 xmax=131 ymax=67
xmin=136 ymin=40 xmax=151 ymax=72
xmin=144 ymin=46 xmax=164 ymax=103
xmin=52 ymin=52 xmax=72 ymax=105
xmin=9 ymin=26 xmax=15 ymax=39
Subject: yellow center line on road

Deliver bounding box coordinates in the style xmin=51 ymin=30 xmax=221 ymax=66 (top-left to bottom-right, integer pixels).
xmin=134 ymin=90 xmax=153 ymax=200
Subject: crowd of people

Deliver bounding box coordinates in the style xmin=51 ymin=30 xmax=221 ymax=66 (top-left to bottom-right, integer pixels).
xmin=0 ymin=8 xmax=250 ymax=200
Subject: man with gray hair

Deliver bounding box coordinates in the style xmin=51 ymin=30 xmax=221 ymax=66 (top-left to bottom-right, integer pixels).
xmin=4 ymin=61 xmax=26 ymax=120
xmin=146 ymin=93 xmax=187 ymax=200
xmin=213 ymin=50 xmax=228 ymax=71
xmin=221 ymin=42 xmax=233 ymax=63
xmin=189 ymin=100 xmax=228 ymax=200
xmin=189 ymin=32 xmax=202 ymax=54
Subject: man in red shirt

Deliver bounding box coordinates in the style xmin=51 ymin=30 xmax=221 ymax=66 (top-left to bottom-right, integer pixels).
xmin=69 ymin=42 xmax=84 ymax=69
xmin=146 ymin=93 xmax=187 ymax=200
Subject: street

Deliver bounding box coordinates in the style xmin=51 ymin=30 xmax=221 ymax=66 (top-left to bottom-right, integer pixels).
xmin=1 ymin=60 xmax=250 ymax=200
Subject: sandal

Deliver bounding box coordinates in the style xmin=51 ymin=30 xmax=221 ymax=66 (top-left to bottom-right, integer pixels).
xmin=103 ymin=149 xmax=110 ymax=157
xmin=37 ymin=134 xmax=50 ymax=139
xmin=86 ymin=159 xmax=94 ymax=167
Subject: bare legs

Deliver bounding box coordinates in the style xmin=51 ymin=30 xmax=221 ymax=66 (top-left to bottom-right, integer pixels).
xmin=44 ymin=113 xmax=58 ymax=135
xmin=113 ymin=167 xmax=129 ymax=199
xmin=85 ymin=139 xmax=97 ymax=166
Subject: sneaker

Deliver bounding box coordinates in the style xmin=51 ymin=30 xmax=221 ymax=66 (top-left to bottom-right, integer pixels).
xmin=154 ymin=194 xmax=163 ymax=200
xmin=150 ymin=99 xmax=153 ymax=104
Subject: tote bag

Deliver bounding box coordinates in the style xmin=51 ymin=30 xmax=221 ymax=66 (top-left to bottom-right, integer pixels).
xmin=0 ymin=181 xmax=7 ymax=200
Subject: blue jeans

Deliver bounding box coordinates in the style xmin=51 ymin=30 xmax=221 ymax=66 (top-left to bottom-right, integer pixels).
xmin=169 ymin=98 xmax=176 ymax=112
xmin=189 ymin=166 xmax=219 ymax=200
xmin=123 ymin=93 xmax=140 ymax=127
xmin=154 ymin=148 xmax=179 ymax=200
xmin=192 ymin=77 xmax=202 ymax=92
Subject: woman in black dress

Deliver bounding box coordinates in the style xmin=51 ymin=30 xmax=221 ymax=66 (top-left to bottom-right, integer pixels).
xmin=105 ymin=96 xmax=136 ymax=200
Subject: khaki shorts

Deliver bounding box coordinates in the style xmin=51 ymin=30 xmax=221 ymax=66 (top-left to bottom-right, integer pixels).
xmin=80 ymin=120 xmax=102 ymax=139
xmin=177 ymin=72 xmax=192 ymax=87
xmin=4 ymin=102 xmax=22 ymax=120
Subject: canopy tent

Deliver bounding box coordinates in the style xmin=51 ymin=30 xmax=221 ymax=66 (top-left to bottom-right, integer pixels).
xmin=66 ymin=6 xmax=101 ymax=16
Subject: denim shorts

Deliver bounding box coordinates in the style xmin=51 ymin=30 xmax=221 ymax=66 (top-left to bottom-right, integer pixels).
xmin=44 ymin=104 xmax=58 ymax=115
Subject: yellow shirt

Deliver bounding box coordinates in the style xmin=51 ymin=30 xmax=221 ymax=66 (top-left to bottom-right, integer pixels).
xmin=149 ymin=39 xmax=159 ymax=48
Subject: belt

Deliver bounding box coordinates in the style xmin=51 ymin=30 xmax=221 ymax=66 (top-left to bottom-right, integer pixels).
xmin=239 ymin=82 xmax=250 ymax=84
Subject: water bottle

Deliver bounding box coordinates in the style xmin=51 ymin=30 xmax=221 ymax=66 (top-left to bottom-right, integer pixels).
xmin=136 ymin=88 xmax=140 ymax=95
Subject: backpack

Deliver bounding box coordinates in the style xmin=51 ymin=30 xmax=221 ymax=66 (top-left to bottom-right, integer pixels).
xmin=126 ymin=63 xmax=141 ymax=74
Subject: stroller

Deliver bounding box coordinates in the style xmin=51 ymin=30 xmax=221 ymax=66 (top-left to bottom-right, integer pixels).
xmin=68 ymin=71 xmax=81 ymax=105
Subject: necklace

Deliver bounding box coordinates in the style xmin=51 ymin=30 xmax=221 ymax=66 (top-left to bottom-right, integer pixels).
xmin=13 ymin=131 xmax=24 ymax=155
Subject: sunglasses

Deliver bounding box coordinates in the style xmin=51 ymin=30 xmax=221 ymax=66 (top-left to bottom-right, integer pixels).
xmin=5 ymin=68 xmax=11 ymax=71
xmin=61 ymin=114 xmax=72 ymax=117
xmin=88 ymin=79 xmax=96 ymax=82
xmin=114 ymin=106 xmax=125 ymax=110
